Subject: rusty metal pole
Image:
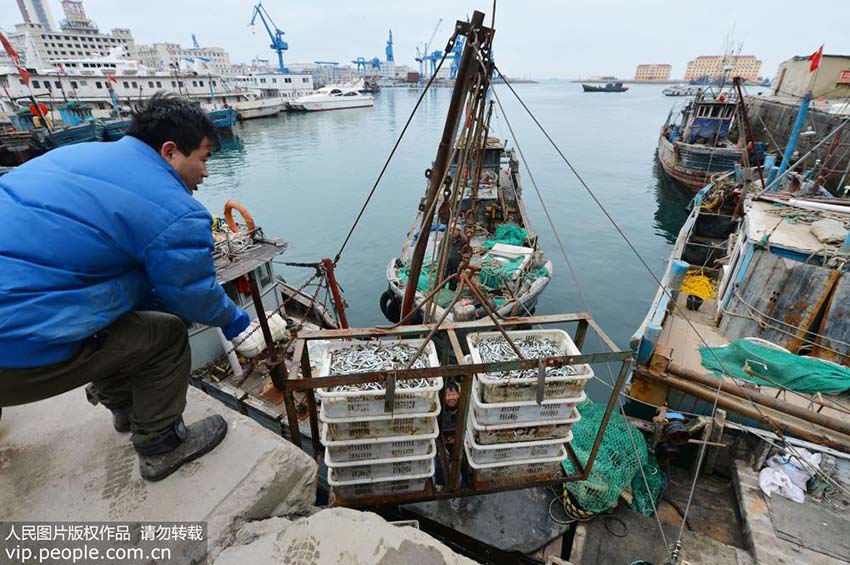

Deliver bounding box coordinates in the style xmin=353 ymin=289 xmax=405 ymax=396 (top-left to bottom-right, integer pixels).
xmin=733 ymin=77 xmax=766 ymax=200
xmin=401 ymin=11 xmax=489 ymax=319
xmin=248 ymin=271 xmax=289 ymax=389
xmin=321 ymin=257 xmax=349 ymax=329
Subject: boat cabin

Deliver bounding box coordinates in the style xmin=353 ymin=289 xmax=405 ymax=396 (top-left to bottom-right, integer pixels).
xmin=57 ymin=102 xmax=96 ymax=126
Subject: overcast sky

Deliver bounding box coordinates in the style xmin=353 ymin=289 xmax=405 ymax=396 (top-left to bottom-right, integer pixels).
xmin=3 ymin=0 xmax=850 ymax=79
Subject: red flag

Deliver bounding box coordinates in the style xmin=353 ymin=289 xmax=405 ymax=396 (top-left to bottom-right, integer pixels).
xmin=1 ymin=32 xmax=31 ymax=86
xmin=0 ymin=32 xmax=21 ymax=66
xmin=809 ymin=44 xmax=824 ymax=72
xmin=107 ymin=75 xmax=117 ymax=83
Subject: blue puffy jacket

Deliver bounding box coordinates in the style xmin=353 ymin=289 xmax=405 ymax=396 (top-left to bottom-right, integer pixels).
xmin=0 ymin=136 xmax=240 ymax=368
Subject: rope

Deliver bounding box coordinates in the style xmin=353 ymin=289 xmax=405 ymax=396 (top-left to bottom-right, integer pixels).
xmin=483 ymin=55 xmax=671 ymax=550
xmin=491 ymin=65 xmax=801 ymax=562
xmin=680 ymin=269 xmax=717 ymax=301
xmin=332 ymin=43 xmax=455 ymax=266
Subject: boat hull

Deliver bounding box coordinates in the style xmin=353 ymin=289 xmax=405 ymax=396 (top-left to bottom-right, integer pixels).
xmin=582 ymin=84 xmax=628 ymax=92
xmin=234 ymin=101 xmax=286 ymax=120
xmin=207 ymin=108 xmax=238 ymax=130
xmin=292 ymin=100 xmax=374 ymax=111
xmin=656 ymin=135 xmax=743 ymax=191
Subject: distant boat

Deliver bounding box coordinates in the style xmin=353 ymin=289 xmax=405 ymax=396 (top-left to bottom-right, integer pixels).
xmin=581 ymin=82 xmax=628 ymax=93
xmin=662 ymin=86 xmax=701 ymax=97
xmin=207 ymin=108 xmax=238 ymax=130
xmin=232 ymin=93 xmax=286 ymax=121
xmin=288 ymin=85 xmax=374 ymax=111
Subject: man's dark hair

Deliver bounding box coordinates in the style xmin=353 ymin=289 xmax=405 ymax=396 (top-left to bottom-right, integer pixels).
xmin=126 ymin=92 xmax=221 ymax=155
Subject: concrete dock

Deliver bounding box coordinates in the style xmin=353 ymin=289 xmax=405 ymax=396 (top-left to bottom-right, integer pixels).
xmin=0 ymin=386 xmax=473 ymax=564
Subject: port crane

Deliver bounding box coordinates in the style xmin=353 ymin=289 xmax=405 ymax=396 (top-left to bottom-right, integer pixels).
xmin=250 ymin=2 xmax=289 ymax=73
xmin=385 ymin=29 xmax=394 ymax=62
xmin=351 ymin=56 xmax=381 ymax=74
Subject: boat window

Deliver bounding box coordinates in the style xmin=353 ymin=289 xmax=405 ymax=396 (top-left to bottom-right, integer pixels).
xmin=156 ymin=81 xmax=162 ymax=88
xmin=330 ymin=89 xmax=342 ymax=95
xmin=257 ymin=264 xmax=273 ymax=288
xmin=32 ymin=80 xmax=40 ymax=88
xmin=131 ymin=81 xmax=138 ymax=89
xmin=343 ymin=91 xmax=358 ymax=96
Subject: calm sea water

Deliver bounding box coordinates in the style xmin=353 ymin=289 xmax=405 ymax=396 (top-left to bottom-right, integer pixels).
xmin=198 ymin=82 xmax=694 ymax=400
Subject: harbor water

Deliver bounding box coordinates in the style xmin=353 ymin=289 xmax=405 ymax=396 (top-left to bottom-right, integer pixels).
xmin=198 ymin=82 xmax=694 ymax=400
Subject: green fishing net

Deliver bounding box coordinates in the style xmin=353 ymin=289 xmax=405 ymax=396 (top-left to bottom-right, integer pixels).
xmin=562 ymin=400 xmax=666 ymax=516
xmin=482 ymin=224 xmax=528 ymax=249
xmin=701 ymin=339 xmax=850 ymax=394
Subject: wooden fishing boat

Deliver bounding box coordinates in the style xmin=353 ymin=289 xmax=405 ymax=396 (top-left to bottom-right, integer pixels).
xmin=656 ymin=89 xmax=746 ymax=190
xmin=381 ymin=135 xmax=553 ymax=323
xmin=189 ymin=210 xmax=338 ymax=435
xmin=632 ymin=165 xmax=850 ymax=444
xmin=101 ymin=119 xmax=131 ymax=141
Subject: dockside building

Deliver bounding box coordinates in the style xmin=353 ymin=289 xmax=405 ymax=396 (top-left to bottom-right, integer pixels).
xmin=634 ymin=64 xmax=671 ymax=81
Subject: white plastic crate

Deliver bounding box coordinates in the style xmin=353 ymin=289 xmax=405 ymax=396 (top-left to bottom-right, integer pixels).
xmin=467 ymin=329 xmax=593 ymax=403
xmin=463 ymin=438 xmax=565 ymax=483
xmin=319 ymin=403 xmax=441 ymax=441
xmin=471 ymin=379 xmax=585 ymax=425
xmin=316 ymin=338 xmax=443 ymax=418
xmin=320 ymin=421 xmax=438 ymax=462
xmin=324 ymin=441 xmax=435 ymax=482
xmin=469 ymin=407 xmax=580 ymax=445
xmin=328 ymin=460 xmax=434 ymax=500
xmin=464 ymin=428 xmax=571 ymax=464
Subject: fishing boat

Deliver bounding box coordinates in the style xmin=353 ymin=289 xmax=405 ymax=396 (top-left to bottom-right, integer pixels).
xmin=189 ymin=204 xmax=338 ymax=430
xmin=232 ymin=92 xmax=287 ymax=120
xmin=101 ymin=119 xmax=131 ymax=141
xmin=288 ymin=85 xmax=374 ymax=111
xmin=380 ymin=134 xmax=553 ymax=323
xmin=634 ymin=103 xmax=850 ymax=448
xmin=0 ymin=127 xmax=40 ymax=166
xmin=207 ymin=107 xmax=238 ymax=130
xmin=656 ymin=88 xmax=747 ymax=190
xmin=662 ymin=86 xmax=701 ymax=97
xmin=581 ymin=82 xmax=628 ymax=92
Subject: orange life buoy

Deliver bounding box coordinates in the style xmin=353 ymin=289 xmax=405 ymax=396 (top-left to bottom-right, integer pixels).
xmin=223 ymin=199 xmax=255 ymax=235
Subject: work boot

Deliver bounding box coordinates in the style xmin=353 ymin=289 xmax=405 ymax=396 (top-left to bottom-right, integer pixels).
xmin=135 ymin=415 xmax=228 ymax=482
xmin=111 ymin=407 xmax=131 ymax=433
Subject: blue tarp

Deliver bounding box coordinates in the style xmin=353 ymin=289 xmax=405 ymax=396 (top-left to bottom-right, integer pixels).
xmin=687 ymin=117 xmax=732 ymax=143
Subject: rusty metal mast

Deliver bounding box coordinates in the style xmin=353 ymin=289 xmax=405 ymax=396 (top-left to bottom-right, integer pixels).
xmin=400 ymin=11 xmax=492 ymax=319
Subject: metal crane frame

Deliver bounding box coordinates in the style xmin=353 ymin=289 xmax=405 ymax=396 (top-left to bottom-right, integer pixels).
xmin=250 ymin=2 xmax=289 ymax=73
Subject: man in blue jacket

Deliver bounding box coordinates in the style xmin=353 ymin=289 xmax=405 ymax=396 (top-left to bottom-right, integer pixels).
xmin=0 ymin=93 xmax=251 ymax=481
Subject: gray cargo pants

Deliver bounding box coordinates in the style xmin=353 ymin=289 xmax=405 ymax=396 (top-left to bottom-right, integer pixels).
xmin=0 ymin=311 xmax=190 ymax=446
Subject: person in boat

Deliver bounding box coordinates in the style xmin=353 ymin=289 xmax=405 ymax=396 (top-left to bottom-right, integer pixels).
xmin=0 ymin=93 xmax=251 ymax=482
xmin=442 ymin=379 xmax=461 ymax=438
xmin=446 ymin=225 xmax=469 ymax=290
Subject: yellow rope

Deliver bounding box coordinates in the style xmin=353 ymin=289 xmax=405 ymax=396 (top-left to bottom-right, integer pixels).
xmin=680 ymin=269 xmax=717 ymax=301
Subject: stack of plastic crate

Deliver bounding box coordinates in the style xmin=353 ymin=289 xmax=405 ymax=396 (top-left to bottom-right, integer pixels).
xmin=316 ymin=338 xmax=443 ymax=500
xmin=464 ymin=329 xmax=591 ymax=488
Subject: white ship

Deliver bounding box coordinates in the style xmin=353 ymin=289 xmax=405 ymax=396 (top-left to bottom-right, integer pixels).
xmin=288 ymin=85 xmax=374 ymax=112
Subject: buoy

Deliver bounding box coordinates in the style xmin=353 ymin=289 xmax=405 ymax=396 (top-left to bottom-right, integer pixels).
xmin=223 ymin=199 xmax=255 ymax=235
